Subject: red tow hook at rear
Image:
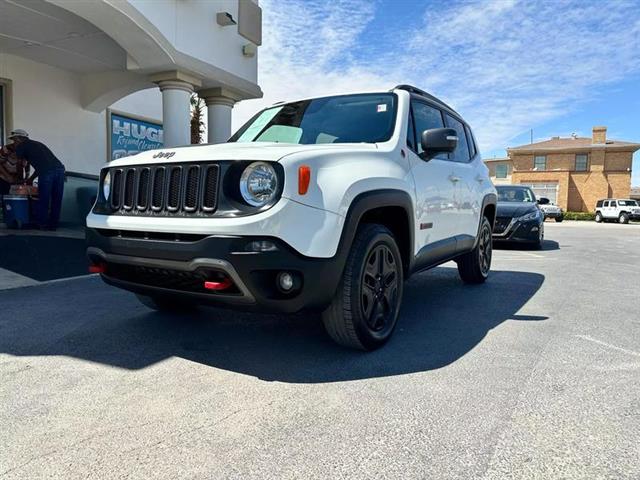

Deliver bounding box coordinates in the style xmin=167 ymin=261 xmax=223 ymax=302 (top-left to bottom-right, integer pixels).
xmin=204 ymin=277 xmax=233 ymax=291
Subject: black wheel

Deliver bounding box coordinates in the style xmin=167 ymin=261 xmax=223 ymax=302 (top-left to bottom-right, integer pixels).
xmin=136 ymin=294 xmax=197 ymax=312
xmin=595 ymin=212 xmax=603 ymax=223
xmin=555 ymin=216 xmax=563 ymax=223
xmin=322 ymin=224 xmax=403 ymax=351
xmin=618 ymin=212 xmax=629 ymax=224
xmin=457 ymin=216 xmax=492 ymax=284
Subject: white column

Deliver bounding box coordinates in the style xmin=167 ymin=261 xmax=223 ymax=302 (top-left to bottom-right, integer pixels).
xmin=157 ymin=80 xmax=194 ymax=147
xmin=200 ymin=87 xmax=242 ymax=144
xmin=206 ymin=97 xmax=235 ymax=144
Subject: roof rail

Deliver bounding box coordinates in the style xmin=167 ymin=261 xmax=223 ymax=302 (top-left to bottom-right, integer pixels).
xmin=392 ymin=84 xmax=460 ymax=116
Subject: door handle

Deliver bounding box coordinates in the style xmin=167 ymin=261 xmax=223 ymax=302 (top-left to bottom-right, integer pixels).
xmin=448 ymin=175 xmax=460 ymax=183
xmin=475 ymin=175 xmax=484 ymax=183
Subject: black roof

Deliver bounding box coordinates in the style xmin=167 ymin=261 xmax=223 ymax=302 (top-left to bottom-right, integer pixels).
xmin=392 ymin=84 xmax=461 ymax=117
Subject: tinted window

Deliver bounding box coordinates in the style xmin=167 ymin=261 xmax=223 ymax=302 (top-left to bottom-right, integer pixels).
xmin=406 ymin=109 xmax=416 ymax=151
xmin=618 ymin=200 xmax=638 ymax=206
xmin=610 ymin=201 xmax=617 ymax=207
xmin=575 ymin=154 xmax=588 ymax=171
xmin=596 ymin=200 xmax=603 ymax=208
xmin=230 ymin=93 xmax=397 ymax=144
xmin=534 ymin=155 xmax=546 ymax=170
xmin=464 ymin=124 xmax=477 ymax=158
xmin=603 ymin=201 xmax=609 ymax=207
xmin=444 ymin=114 xmax=470 ymax=163
xmin=412 ymin=101 xmax=445 ymax=156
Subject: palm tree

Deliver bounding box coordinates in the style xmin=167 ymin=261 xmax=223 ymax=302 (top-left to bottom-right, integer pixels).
xmin=190 ymin=93 xmax=205 ymax=144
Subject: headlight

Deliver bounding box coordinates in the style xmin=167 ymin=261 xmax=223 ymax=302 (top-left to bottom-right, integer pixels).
xmin=239 ymin=162 xmax=279 ymax=207
xmin=102 ymin=170 xmax=111 ymax=200
xmin=518 ymin=211 xmax=540 ymax=222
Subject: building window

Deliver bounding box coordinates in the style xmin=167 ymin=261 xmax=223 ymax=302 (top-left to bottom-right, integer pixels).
xmin=534 ymin=155 xmax=546 ymax=170
xmin=575 ymin=154 xmax=588 ymax=171
xmin=495 ymin=164 xmax=508 ymax=178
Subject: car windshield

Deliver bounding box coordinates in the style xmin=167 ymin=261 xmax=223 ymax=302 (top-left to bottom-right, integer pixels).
xmin=618 ymin=200 xmax=638 ymax=206
xmin=229 ymin=93 xmax=397 ymax=145
xmin=496 ymin=186 xmax=536 ymax=203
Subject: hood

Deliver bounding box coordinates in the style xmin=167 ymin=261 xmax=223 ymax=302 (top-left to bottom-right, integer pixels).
xmin=496 ymin=202 xmax=539 ymax=217
xmin=107 ymin=142 xmax=378 ymax=168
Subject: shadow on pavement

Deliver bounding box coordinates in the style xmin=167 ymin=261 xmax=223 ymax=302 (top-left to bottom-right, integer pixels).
xmin=0 ymin=234 xmax=87 ymax=281
xmin=494 ymin=239 xmax=560 ymax=251
xmin=0 ymin=266 xmax=546 ymax=383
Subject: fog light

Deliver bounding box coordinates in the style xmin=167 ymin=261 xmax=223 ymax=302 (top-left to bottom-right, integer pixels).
xmin=245 ymin=240 xmax=278 ymax=252
xmin=278 ymin=272 xmax=294 ymax=291
xmin=531 ymin=226 xmax=539 ymax=232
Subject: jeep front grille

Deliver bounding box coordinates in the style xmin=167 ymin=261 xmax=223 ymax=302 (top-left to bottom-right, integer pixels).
xmin=108 ymin=163 xmax=220 ymax=216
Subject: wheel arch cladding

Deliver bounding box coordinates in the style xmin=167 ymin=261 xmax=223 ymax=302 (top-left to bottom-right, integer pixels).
xmin=340 ymin=190 xmax=414 ymax=278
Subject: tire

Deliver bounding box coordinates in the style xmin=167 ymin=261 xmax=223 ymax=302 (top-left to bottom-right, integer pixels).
xmin=136 ymin=294 xmax=197 ymax=312
xmin=457 ymin=216 xmax=492 ymax=284
xmin=555 ymin=216 xmax=563 ymax=223
xmin=322 ymin=224 xmax=404 ymax=351
xmin=595 ymin=212 xmax=603 ymax=223
xmin=618 ymin=212 xmax=629 ymax=224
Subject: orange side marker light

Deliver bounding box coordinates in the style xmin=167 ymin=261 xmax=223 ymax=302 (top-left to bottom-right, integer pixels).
xmin=298 ymin=165 xmax=311 ymax=195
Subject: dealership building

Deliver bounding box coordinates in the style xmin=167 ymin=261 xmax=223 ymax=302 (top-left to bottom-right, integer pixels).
xmin=1 ymin=0 xmax=262 ymax=222
xmin=485 ymin=126 xmax=640 ymax=212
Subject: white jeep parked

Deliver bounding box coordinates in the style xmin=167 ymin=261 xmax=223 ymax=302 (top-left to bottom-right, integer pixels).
xmin=87 ymin=85 xmax=497 ymax=350
xmin=594 ymin=199 xmax=640 ymax=224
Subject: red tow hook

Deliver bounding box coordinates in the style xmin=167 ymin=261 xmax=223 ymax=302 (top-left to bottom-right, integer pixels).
xmin=204 ymin=277 xmax=233 ymax=291
xmin=89 ymin=263 xmax=106 ymax=274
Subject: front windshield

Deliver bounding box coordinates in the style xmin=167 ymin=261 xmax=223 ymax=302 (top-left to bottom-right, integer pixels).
xmin=497 ymin=186 xmax=536 ymax=203
xmin=618 ymin=200 xmax=638 ymax=206
xmin=229 ymin=93 xmax=397 ymax=145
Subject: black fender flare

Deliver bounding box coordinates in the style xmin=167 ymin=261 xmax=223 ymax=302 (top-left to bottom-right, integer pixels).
xmin=473 ymin=193 xmax=497 ymax=248
xmin=335 ymin=189 xmax=415 ymax=272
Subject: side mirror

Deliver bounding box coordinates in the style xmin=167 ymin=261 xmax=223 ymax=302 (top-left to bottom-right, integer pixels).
xmin=420 ymin=128 xmax=458 ymax=161
xmin=538 ymin=197 xmax=550 ymax=205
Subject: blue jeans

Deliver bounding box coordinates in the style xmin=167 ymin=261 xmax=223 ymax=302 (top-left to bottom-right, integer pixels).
xmin=36 ymin=168 xmax=65 ymax=228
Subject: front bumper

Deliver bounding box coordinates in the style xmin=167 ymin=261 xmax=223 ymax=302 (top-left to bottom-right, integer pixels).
xmin=492 ymin=219 xmax=543 ymax=243
xmin=543 ymin=211 xmax=563 ymax=219
xmin=86 ymin=228 xmax=345 ymax=314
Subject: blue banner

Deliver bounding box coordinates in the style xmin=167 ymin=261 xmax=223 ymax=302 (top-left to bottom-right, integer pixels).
xmin=110 ymin=112 xmax=163 ymax=160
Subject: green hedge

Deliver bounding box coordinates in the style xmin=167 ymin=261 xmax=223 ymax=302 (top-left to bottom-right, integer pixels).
xmin=562 ymin=211 xmax=595 ymax=221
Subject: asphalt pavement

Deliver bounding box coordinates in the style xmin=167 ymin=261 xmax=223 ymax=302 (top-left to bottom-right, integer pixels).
xmin=1 ymin=222 xmax=639 ymax=479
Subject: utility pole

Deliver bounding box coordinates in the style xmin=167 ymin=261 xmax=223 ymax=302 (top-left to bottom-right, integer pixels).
xmin=530 ymin=129 xmax=533 ymax=144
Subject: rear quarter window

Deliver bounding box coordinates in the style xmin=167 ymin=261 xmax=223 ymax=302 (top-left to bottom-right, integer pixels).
xmin=596 ymin=200 xmax=603 ymax=208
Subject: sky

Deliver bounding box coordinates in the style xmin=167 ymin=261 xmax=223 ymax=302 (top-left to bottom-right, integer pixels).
xmin=232 ymin=0 xmax=640 ymax=185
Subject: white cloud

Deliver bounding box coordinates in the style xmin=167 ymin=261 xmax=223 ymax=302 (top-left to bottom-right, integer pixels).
xmin=233 ymin=0 xmax=640 ymax=152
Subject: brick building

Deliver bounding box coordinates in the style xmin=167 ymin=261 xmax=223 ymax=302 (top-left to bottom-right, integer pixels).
xmin=485 ymin=127 xmax=640 ymax=212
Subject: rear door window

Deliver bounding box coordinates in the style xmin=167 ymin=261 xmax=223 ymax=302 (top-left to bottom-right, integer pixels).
xmin=445 ymin=113 xmax=471 ymax=163
xmin=610 ymin=200 xmax=617 ymax=207
xmin=464 ymin=124 xmax=477 ymax=159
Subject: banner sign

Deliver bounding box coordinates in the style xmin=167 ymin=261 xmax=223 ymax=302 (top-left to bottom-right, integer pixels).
xmin=108 ymin=111 xmax=163 ymax=160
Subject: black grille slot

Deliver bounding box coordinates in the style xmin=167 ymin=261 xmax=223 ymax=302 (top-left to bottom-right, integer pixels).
xmin=123 ymin=169 xmax=135 ymax=210
xmin=184 ymin=166 xmax=200 ymax=211
xmin=111 ymin=170 xmax=122 ymax=209
xmin=167 ymin=167 xmax=182 ymax=211
xmin=202 ymin=165 xmax=219 ymax=211
xmin=151 ymin=168 xmax=165 ymax=210
xmin=137 ymin=168 xmax=150 ymax=210
xmin=105 ymin=162 xmax=220 ymax=216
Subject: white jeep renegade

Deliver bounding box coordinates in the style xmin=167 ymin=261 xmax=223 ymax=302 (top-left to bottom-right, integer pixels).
xmin=87 ymin=85 xmax=497 ymax=350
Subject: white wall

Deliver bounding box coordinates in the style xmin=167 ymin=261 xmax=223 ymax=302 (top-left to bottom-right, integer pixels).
xmin=0 ymin=53 xmax=162 ymax=175
xmin=128 ymin=0 xmax=258 ymax=83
